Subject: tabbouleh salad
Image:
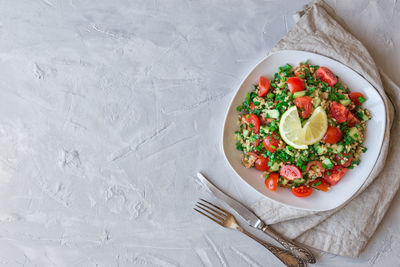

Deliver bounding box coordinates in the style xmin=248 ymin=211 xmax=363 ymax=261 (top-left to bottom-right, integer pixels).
xmin=235 ymin=61 xmax=371 ymax=197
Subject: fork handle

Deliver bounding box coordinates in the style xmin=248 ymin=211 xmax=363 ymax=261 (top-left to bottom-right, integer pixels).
xmin=238 ymin=228 xmax=305 ymax=267
xmin=260 ymin=224 xmax=316 ymax=264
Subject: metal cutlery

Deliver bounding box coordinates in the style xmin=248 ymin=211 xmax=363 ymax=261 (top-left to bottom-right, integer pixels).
xmin=197 ymin=172 xmax=316 ymax=264
xmin=194 ymin=198 xmax=305 ymax=267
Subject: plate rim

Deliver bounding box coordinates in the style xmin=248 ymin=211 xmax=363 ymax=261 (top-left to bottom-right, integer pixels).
xmin=221 ymin=49 xmax=387 ymax=212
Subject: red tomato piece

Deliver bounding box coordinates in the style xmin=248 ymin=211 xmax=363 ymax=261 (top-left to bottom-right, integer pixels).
xmin=330 ymin=101 xmax=349 ymax=123
xmin=311 ymin=178 xmax=330 ymax=192
xmin=242 ymin=114 xmax=260 ymax=134
xmin=322 ymin=126 xmax=342 ymax=144
xmin=258 ymin=76 xmax=270 ymax=97
xmin=291 ymin=186 xmax=312 ymax=197
xmin=280 ymin=165 xmax=302 ymax=180
xmin=315 ymin=66 xmax=338 ymax=87
xmin=346 ymin=112 xmax=361 ymax=127
xmin=349 ymin=92 xmax=365 ymax=105
xmin=287 ymin=77 xmax=305 ymax=93
xmin=255 ymin=155 xmax=270 ymax=171
xmin=294 ymin=96 xmax=314 ymax=119
xmin=323 ymin=166 xmax=347 ymax=186
xmin=265 ymin=173 xmax=278 ymax=191
xmin=334 ymin=153 xmax=353 ymax=168
xmin=306 ymin=161 xmax=325 ymax=174
xmin=249 ymin=102 xmax=256 ymax=111
xmin=263 ymin=133 xmax=280 ymax=153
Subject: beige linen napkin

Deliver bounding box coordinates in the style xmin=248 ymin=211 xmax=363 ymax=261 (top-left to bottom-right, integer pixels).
xmin=252 ymin=0 xmax=398 ymax=257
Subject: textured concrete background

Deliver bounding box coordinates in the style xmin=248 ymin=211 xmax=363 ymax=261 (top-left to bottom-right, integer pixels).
xmin=0 ymin=0 xmax=398 ymax=266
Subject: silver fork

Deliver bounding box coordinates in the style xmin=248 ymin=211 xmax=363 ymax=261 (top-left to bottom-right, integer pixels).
xmin=195 ymin=199 xmax=306 ymax=267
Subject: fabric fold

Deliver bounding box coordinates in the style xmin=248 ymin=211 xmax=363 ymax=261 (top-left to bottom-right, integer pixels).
xmin=252 ymin=0 xmax=398 ymax=257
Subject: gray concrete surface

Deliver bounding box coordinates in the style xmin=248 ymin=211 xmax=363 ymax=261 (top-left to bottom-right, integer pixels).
xmin=0 ymin=0 xmax=398 ymax=266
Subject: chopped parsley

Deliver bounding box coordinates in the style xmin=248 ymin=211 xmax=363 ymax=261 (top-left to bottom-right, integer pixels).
xmin=358 ymin=96 xmax=366 ymax=103
xmin=236 ymin=142 xmax=243 ymax=151
xmin=234 ymin=60 xmax=370 ymax=195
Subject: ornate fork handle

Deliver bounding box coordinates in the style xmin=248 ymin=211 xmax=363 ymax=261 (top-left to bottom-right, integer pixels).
xmin=237 ymin=227 xmax=305 ymax=267
xmin=260 ymin=223 xmax=316 ymax=264
xmin=194 ymin=199 xmax=306 ymax=266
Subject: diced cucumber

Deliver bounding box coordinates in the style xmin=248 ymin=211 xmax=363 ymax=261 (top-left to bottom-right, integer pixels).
xmin=265 ymin=109 xmax=280 ymax=119
xmin=314 ymin=144 xmax=325 ymax=155
xmin=281 ymin=179 xmax=289 ymax=185
xmin=293 ymin=91 xmax=306 ymax=98
xmin=234 ymin=132 xmax=242 ymax=141
xmin=317 ymin=147 xmax=325 ymax=155
xmin=340 ymin=99 xmax=351 ymax=106
xmin=362 ymin=116 xmax=369 ymax=122
xmin=322 ymin=158 xmax=333 ymax=170
xmin=285 ymin=146 xmax=294 ymax=156
xmin=286 ymin=150 xmax=294 ymax=157
xmin=242 ymin=129 xmax=249 ymax=137
xmin=269 ymin=162 xmax=280 ymax=172
xmin=336 ymin=144 xmax=344 ymax=153
xmin=245 ymin=144 xmax=251 ymax=152
xmin=348 ymin=127 xmax=360 ymax=139
xmin=359 ymin=111 xmax=369 ymax=122
xmin=313 ymin=97 xmax=321 ymax=108
xmin=293 ymin=178 xmax=306 ymax=185
xmin=259 ymin=125 xmax=268 ymax=136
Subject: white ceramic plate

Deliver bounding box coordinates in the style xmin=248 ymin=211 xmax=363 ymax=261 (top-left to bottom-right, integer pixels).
xmin=222 ymin=50 xmax=386 ymax=211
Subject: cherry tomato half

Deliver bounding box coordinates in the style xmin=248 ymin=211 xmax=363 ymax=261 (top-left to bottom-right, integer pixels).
xmin=258 ymin=76 xmax=270 ymax=97
xmin=287 ymin=77 xmax=305 ymax=93
xmin=323 ymin=166 xmax=347 ymax=186
xmin=311 ymin=178 xmax=330 ymax=192
xmin=265 ymin=173 xmax=278 ymax=191
xmin=334 ymin=153 xmax=353 ymax=168
xmin=263 ymin=133 xmax=280 ymax=153
xmin=294 ymin=96 xmax=313 ymax=119
xmin=349 ymin=92 xmax=365 ymax=106
xmin=242 ymin=114 xmax=260 ymax=134
xmin=291 ymin=186 xmax=312 ymax=197
xmin=280 ymin=165 xmax=302 ymax=180
xmin=346 ymin=112 xmax=360 ymax=127
xmin=255 ymin=155 xmax=270 ymax=171
xmin=315 ymin=66 xmax=338 ymax=87
xmin=330 ymin=101 xmax=349 ymax=123
xmin=322 ymin=126 xmax=342 ymax=144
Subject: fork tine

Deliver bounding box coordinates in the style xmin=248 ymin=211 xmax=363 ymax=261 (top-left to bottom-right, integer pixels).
xmin=199 ymin=198 xmax=229 ymax=215
xmin=195 ymin=204 xmax=225 ymax=222
xmin=194 ymin=208 xmax=224 ymax=226
xmin=197 ymin=201 xmax=226 ymax=218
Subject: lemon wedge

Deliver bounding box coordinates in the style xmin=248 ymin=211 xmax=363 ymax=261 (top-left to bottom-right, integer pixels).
xmin=279 ymin=106 xmax=308 ymax=149
xmin=297 ymin=106 xmax=328 ymax=145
